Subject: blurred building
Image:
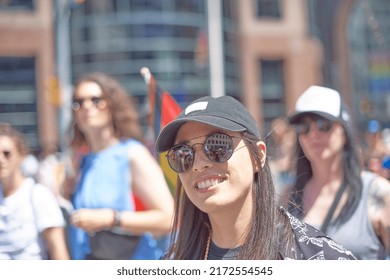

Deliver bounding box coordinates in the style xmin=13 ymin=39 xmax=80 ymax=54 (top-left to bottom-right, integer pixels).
xmin=0 ymin=0 xmax=389 ymax=152
xmin=0 ymin=0 xmax=57 ymax=151
xmin=344 ymin=0 xmax=390 ymax=132
xmin=68 ymin=0 xmax=241 ymax=128
xmin=238 ymin=0 xmax=322 ymax=133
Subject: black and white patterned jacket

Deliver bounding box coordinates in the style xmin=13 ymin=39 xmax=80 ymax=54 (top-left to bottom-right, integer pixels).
xmin=284 ymin=211 xmax=357 ymax=260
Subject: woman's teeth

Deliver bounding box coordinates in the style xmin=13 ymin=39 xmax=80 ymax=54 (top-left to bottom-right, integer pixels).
xmin=197 ymin=178 xmax=222 ymax=189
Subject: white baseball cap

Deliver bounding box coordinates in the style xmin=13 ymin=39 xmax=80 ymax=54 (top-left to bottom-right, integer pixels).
xmin=289 ymin=85 xmax=350 ymax=124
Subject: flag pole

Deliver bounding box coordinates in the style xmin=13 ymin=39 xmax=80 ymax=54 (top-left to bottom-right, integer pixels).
xmin=140 ymin=67 xmax=181 ymax=195
xmin=207 ymin=0 xmax=225 ymax=97
xmin=140 ymin=67 xmax=151 ymax=86
xmin=140 ymin=67 xmax=160 ymax=141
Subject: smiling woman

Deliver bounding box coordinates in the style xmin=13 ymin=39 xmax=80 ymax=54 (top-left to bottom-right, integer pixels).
xmin=155 ymin=95 xmax=357 ymax=260
xmin=67 ymin=72 xmax=174 ymax=260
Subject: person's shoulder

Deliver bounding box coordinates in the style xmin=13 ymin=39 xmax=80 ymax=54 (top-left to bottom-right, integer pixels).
xmin=121 ymin=138 xmax=144 ymax=151
xmin=360 ymin=170 xmax=389 ymax=184
xmin=30 ymin=180 xmax=57 ymax=200
xmin=362 ymin=170 xmax=390 ymax=193
xmin=122 ymin=138 xmax=142 ymax=146
xmin=123 ymin=139 xmax=154 ymax=160
xmin=368 ymin=171 xmax=390 ymax=186
xmin=361 ymin=170 xmax=377 ymax=182
xmin=284 ymin=210 xmax=357 ymax=260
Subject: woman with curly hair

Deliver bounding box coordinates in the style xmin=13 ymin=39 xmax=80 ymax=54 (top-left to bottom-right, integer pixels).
xmin=67 ymin=72 xmax=173 ymax=260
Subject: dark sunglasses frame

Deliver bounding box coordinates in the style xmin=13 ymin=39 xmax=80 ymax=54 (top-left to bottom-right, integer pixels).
xmin=166 ymin=132 xmax=240 ymax=173
xmin=72 ymin=96 xmax=105 ymax=111
xmin=294 ymin=116 xmax=333 ymax=135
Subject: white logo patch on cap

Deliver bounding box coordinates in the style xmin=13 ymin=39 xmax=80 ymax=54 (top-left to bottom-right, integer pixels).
xmin=185 ymin=101 xmax=208 ymax=115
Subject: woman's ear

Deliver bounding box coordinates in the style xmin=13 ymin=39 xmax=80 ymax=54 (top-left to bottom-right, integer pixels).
xmin=255 ymin=141 xmax=267 ymax=170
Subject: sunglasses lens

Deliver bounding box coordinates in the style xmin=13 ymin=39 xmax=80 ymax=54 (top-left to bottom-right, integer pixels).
xmin=167 ymin=145 xmax=194 ymax=173
xmin=72 ymin=97 xmax=104 ymax=111
xmin=317 ymin=118 xmax=333 ymax=132
xmin=295 ymin=123 xmax=309 ymax=135
xmin=204 ymin=133 xmax=234 ymax=162
xmin=167 ymin=133 xmax=236 ymax=173
xmin=91 ymin=97 xmax=102 ymax=105
xmin=72 ymin=101 xmax=81 ymax=111
xmin=295 ymin=117 xmax=333 ymax=135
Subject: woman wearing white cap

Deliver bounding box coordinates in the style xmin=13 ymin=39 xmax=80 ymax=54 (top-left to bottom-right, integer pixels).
xmin=288 ymin=85 xmax=390 ymax=259
xmin=155 ymin=95 xmax=356 ymax=260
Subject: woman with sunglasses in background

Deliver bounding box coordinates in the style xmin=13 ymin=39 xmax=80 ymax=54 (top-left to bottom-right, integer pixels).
xmin=67 ymin=72 xmax=174 ymax=260
xmin=287 ymin=85 xmax=390 ymax=259
xmin=155 ymin=95 xmax=356 ymax=260
xmin=0 ymin=123 xmax=69 ymax=259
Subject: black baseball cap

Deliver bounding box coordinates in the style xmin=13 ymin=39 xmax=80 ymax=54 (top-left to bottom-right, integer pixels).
xmin=155 ymin=95 xmax=261 ymax=152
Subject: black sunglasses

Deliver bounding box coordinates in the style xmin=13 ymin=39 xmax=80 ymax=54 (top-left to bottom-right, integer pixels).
xmin=166 ymin=132 xmax=240 ymax=173
xmin=294 ymin=117 xmax=333 ymax=135
xmin=72 ymin=96 xmax=105 ymax=111
xmin=0 ymin=150 xmax=12 ymax=159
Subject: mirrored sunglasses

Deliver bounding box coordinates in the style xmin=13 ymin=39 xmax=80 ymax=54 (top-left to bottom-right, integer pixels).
xmin=72 ymin=96 xmax=105 ymax=111
xmin=294 ymin=116 xmax=333 ymax=135
xmin=166 ymin=132 xmax=240 ymax=173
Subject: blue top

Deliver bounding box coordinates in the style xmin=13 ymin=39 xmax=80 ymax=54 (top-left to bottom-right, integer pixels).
xmin=69 ymin=139 xmax=139 ymax=260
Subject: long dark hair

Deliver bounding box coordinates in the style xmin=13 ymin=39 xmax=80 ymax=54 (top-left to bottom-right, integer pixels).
xmin=69 ymin=72 xmax=143 ymax=149
xmin=163 ymin=131 xmax=297 ymax=259
xmin=289 ymin=117 xmax=363 ymax=228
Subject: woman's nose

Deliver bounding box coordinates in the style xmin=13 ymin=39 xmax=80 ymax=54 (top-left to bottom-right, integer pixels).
xmin=192 ymin=146 xmax=212 ymax=172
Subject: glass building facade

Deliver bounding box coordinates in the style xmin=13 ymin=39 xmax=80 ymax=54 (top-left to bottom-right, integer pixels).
xmin=0 ymin=57 xmax=39 ymax=149
xmin=347 ymin=0 xmax=390 ymax=130
xmin=1 ymin=0 xmax=388 ymax=152
xmin=69 ymin=0 xmax=241 ymax=125
xmin=0 ymin=0 xmax=35 ymax=10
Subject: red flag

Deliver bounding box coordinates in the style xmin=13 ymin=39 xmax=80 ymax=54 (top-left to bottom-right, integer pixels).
xmin=161 ymin=92 xmax=182 ymax=127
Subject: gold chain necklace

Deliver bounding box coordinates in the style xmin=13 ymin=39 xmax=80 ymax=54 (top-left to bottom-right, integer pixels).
xmin=203 ymin=230 xmax=212 ymax=260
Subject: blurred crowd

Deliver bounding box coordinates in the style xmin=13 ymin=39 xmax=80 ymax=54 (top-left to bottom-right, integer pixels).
xmin=1 ymin=74 xmax=389 ymax=260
